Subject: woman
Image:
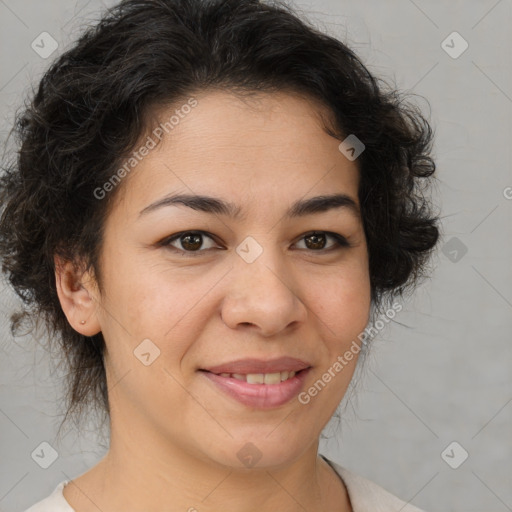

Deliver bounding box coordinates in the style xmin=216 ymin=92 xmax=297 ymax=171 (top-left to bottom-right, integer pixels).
xmin=0 ymin=0 xmax=440 ymax=510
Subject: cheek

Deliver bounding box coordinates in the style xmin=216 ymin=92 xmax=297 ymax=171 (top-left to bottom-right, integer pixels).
xmin=307 ymin=260 xmax=371 ymax=339
xmin=99 ymin=264 xmax=199 ymax=409
xmin=100 ymin=256 xmax=226 ymax=364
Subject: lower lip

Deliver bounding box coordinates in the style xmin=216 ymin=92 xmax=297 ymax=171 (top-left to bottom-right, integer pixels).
xmin=200 ymin=369 xmax=311 ymax=409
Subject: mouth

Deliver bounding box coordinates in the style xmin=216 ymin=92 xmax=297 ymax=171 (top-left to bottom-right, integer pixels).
xmin=198 ymin=360 xmax=312 ymax=409
xmin=202 ymin=370 xmax=302 ymax=384
xmin=200 ymin=356 xmax=311 ymax=376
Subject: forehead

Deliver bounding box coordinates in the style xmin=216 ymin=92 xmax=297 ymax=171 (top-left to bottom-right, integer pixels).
xmin=110 ymin=90 xmax=360 ymax=221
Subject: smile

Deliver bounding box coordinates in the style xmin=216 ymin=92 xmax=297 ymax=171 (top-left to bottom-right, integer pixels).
xmin=216 ymin=371 xmax=297 ymax=384
xmin=200 ymin=368 xmax=311 ymax=409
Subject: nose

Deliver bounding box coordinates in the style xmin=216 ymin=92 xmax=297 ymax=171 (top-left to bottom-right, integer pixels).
xmin=220 ymin=245 xmax=308 ymax=337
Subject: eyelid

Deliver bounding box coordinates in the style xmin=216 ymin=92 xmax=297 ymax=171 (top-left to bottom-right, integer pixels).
xmin=159 ymin=230 xmax=220 ymax=256
xmin=292 ymin=231 xmax=351 ymax=250
xmin=160 ymin=230 xmax=351 ymax=256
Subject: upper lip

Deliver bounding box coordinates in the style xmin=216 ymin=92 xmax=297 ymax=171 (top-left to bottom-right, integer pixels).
xmin=202 ymin=357 xmax=311 ymax=375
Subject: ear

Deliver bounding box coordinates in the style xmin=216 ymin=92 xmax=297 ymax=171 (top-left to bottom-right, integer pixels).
xmin=54 ymin=255 xmax=102 ymax=336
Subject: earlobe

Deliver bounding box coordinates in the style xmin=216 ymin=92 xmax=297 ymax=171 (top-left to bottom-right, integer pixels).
xmin=54 ymin=255 xmax=102 ymax=336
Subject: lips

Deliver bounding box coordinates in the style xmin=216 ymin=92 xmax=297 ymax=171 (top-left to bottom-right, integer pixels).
xmin=201 ymin=367 xmax=312 ymax=408
xmin=201 ymin=356 xmax=311 ymax=375
xmin=199 ymin=357 xmax=313 ymax=408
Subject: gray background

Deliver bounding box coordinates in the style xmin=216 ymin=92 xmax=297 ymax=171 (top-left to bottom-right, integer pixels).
xmin=0 ymin=1 xmax=511 ymax=511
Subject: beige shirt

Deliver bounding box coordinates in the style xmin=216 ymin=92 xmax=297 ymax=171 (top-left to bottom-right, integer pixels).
xmin=24 ymin=457 xmax=426 ymax=512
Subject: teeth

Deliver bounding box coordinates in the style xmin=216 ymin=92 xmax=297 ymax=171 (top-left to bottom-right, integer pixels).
xmin=217 ymin=370 xmax=298 ymax=384
xmin=264 ymin=372 xmax=281 ymax=384
xmin=247 ymin=373 xmax=264 ymax=384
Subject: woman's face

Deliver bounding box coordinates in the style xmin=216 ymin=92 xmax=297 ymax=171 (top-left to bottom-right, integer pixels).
xmin=88 ymin=90 xmax=371 ymax=468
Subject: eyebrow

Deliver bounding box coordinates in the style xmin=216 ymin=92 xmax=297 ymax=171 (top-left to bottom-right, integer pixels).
xmin=138 ymin=192 xmax=361 ymax=220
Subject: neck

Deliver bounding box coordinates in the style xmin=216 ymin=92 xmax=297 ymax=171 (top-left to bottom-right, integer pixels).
xmin=63 ymin=425 xmax=351 ymax=512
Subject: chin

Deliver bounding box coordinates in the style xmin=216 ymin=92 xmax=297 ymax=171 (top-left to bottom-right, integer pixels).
xmin=202 ymin=434 xmax=311 ymax=471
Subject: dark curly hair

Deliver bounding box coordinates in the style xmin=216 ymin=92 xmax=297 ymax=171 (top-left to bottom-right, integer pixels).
xmin=0 ymin=0 xmax=440 ymax=433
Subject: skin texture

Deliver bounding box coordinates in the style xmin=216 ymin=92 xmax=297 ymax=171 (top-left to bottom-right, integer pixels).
xmin=55 ymin=90 xmax=371 ymax=512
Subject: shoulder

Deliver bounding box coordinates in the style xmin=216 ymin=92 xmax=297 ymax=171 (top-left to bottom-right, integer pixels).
xmin=22 ymin=481 xmax=74 ymax=512
xmin=324 ymin=457 xmax=427 ymax=512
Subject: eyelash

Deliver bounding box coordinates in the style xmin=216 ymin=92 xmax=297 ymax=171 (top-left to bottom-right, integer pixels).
xmin=159 ymin=230 xmax=351 ymax=257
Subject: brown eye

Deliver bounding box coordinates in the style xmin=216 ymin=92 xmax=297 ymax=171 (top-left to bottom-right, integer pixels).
xmin=162 ymin=231 xmax=219 ymax=255
xmin=304 ymin=232 xmax=327 ymax=250
xmin=160 ymin=230 xmax=350 ymax=258
xmin=295 ymin=231 xmax=350 ymax=252
xmin=180 ymin=233 xmax=203 ymax=251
